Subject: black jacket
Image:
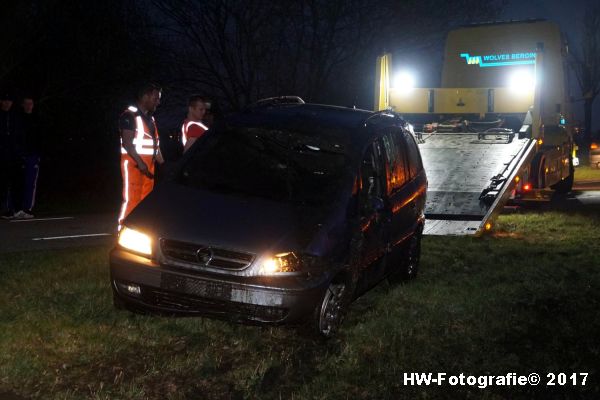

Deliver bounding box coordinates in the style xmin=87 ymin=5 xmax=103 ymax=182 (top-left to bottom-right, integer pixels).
xmin=21 ymin=112 xmax=42 ymax=156
xmin=0 ymin=109 xmax=24 ymax=160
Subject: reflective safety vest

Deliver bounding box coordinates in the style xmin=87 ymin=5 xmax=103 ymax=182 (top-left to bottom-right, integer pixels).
xmin=181 ymin=120 xmax=208 ymax=146
xmin=120 ymin=106 xmax=159 ymax=158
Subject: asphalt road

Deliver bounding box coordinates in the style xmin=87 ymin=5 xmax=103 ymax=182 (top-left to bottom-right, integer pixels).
xmin=572 ymin=180 xmax=600 ymax=191
xmin=0 ymin=213 xmax=117 ymax=253
xmin=1 ymin=186 xmax=599 ymax=254
xmin=547 ymin=189 xmax=600 ymax=213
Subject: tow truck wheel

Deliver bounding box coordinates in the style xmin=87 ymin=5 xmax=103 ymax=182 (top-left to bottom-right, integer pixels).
xmin=552 ymin=155 xmax=574 ymax=194
xmin=552 ymin=173 xmax=573 ymax=193
xmin=388 ymin=225 xmax=423 ymax=284
xmin=531 ymin=154 xmax=546 ymax=189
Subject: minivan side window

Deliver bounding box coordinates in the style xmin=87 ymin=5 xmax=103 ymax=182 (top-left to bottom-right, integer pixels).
xmin=382 ymin=131 xmax=408 ymax=195
xmin=358 ymin=141 xmax=385 ymax=215
xmin=404 ymin=131 xmax=423 ymax=179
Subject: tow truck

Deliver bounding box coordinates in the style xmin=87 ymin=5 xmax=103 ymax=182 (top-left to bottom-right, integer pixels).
xmin=374 ymin=20 xmax=575 ymax=235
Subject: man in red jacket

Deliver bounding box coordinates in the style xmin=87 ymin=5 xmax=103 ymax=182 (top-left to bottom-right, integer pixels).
xmin=181 ymin=95 xmax=209 ymax=153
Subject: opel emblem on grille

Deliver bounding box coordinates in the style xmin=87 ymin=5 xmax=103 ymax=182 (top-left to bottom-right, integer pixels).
xmin=196 ymin=247 xmax=213 ymax=265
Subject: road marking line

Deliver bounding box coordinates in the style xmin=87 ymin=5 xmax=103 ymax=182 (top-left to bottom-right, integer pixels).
xmin=10 ymin=217 xmax=75 ymax=223
xmin=32 ymin=233 xmax=113 ymax=241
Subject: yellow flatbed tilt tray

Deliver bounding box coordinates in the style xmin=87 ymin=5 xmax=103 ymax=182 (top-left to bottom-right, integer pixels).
xmin=375 ymin=20 xmax=574 ymax=235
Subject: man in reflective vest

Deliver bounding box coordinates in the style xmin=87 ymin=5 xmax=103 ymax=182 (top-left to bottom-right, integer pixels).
xmin=118 ymin=83 xmax=163 ymax=229
xmin=181 ymin=95 xmax=209 ymax=153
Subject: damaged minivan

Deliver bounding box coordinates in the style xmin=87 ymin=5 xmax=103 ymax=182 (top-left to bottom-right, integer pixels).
xmin=110 ymin=101 xmax=427 ymax=337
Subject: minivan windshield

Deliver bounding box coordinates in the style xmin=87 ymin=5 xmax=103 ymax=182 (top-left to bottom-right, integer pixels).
xmin=177 ymin=126 xmax=351 ymax=206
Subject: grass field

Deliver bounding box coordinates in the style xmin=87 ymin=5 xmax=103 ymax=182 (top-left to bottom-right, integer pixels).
xmin=574 ymin=165 xmax=600 ymax=182
xmin=1 ymin=203 xmax=600 ymax=399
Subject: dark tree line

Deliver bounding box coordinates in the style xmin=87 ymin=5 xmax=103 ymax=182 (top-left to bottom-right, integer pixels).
xmin=0 ymin=0 xmax=164 ymax=207
xmin=1 ymin=0 xmax=505 ymax=130
xmin=1 ymin=1 xmax=161 ymax=127
xmin=570 ymin=0 xmax=600 ymax=142
xmin=0 ymin=0 xmax=504 ymax=208
xmin=151 ymin=0 xmax=504 ymax=111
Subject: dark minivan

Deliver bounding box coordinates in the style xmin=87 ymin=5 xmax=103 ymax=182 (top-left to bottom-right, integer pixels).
xmin=110 ymin=101 xmax=427 ymax=337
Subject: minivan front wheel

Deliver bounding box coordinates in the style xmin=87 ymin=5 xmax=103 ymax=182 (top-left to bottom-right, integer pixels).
xmin=314 ymin=281 xmax=348 ymax=338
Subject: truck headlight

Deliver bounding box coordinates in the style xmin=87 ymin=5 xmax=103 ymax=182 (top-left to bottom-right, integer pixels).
xmin=509 ymin=70 xmax=535 ymax=93
xmin=393 ymin=71 xmax=416 ymax=92
xmin=118 ymin=227 xmax=152 ymax=256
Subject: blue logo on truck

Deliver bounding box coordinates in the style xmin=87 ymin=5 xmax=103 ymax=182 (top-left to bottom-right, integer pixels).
xmin=460 ymin=52 xmax=536 ymax=68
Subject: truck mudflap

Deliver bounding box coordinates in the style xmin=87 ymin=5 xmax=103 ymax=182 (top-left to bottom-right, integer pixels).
xmin=421 ymin=133 xmax=537 ymax=236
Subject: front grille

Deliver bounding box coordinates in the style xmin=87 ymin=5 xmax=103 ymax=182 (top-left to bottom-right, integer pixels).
xmin=140 ymin=287 xmax=288 ymax=322
xmin=160 ymin=239 xmax=255 ymax=270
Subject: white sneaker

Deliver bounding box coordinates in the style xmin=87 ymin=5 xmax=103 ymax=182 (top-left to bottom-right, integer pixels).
xmin=21 ymin=211 xmax=34 ymax=219
xmin=1 ymin=212 xmax=15 ymax=220
xmin=14 ymin=210 xmax=34 ymax=219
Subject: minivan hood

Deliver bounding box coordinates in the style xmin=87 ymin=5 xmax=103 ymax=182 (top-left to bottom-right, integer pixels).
xmin=125 ymin=182 xmax=333 ymax=255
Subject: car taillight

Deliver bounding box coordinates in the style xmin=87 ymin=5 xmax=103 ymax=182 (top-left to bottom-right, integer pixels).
xmin=523 ymin=183 xmax=532 ymax=191
xmin=591 ymin=143 xmax=599 ymax=150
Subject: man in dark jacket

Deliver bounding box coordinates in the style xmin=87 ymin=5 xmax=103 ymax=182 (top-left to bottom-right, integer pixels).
xmin=0 ymin=91 xmax=25 ymax=219
xmin=17 ymin=96 xmax=42 ymax=218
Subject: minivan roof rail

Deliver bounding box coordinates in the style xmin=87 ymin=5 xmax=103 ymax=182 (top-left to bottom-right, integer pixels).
xmin=459 ymin=18 xmax=546 ymax=28
xmin=251 ymin=96 xmax=305 ymax=108
xmin=362 ymin=110 xmax=406 ymax=127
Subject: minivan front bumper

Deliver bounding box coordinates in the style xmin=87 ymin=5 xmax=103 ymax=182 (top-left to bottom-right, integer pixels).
xmin=110 ymin=248 xmax=331 ymax=324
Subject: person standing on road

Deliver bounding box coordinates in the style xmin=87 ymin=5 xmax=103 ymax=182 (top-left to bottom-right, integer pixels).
xmin=17 ymin=96 xmax=42 ymax=219
xmin=0 ymin=91 xmax=25 ymax=219
xmin=118 ymin=82 xmax=163 ymax=229
xmin=181 ymin=95 xmax=209 ymax=153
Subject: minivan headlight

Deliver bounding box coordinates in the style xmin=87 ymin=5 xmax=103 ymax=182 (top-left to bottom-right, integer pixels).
xmin=260 ymin=252 xmax=299 ymax=274
xmin=259 ymin=252 xmax=320 ymax=275
xmin=118 ymin=227 xmax=152 ymax=256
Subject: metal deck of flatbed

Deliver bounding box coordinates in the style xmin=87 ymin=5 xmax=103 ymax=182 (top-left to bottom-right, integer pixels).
xmin=419 ymin=133 xmax=535 ymax=235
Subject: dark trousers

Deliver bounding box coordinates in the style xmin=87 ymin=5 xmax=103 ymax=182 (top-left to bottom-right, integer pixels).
xmin=0 ymin=157 xmax=25 ymax=213
xmin=22 ymin=155 xmax=40 ymax=211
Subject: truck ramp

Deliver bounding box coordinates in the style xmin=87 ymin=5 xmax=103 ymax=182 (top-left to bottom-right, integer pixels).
xmin=420 ymin=133 xmax=536 ymax=235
